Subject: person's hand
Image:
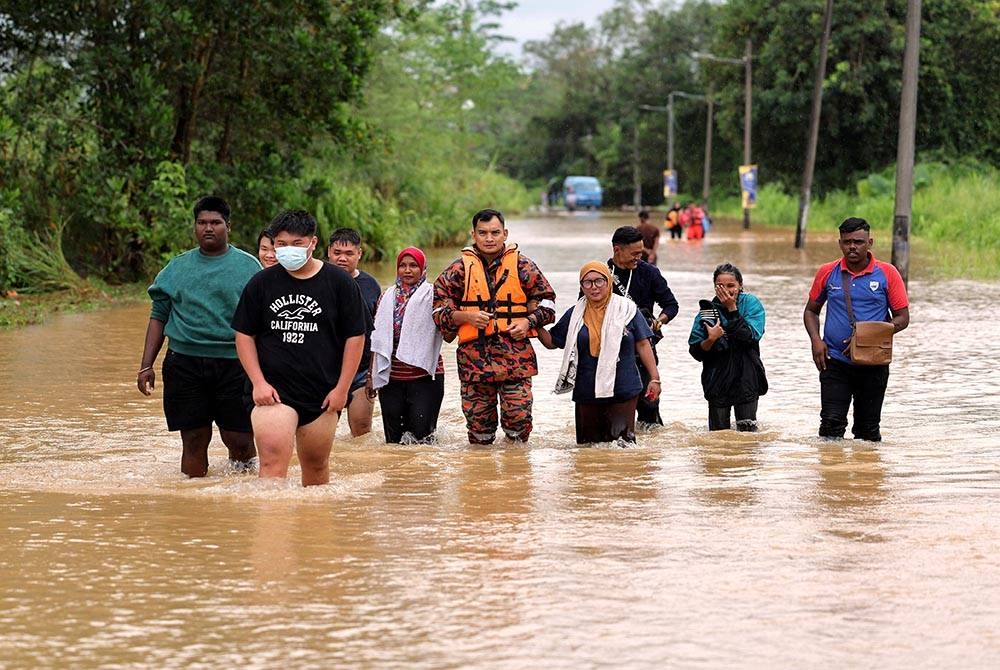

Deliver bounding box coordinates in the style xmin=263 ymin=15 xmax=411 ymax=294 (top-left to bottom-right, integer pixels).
xmin=252 ymin=381 xmax=281 ymax=406
xmin=137 ymin=368 xmax=155 ymax=396
xmin=704 ymin=319 xmax=724 ymax=342
xmin=508 ymin=318 xmax=532 ymax=340
xmin=322 ymin=386 xmax=350 ymax=414
xmin=365 ymin=379 xmax=377 ymax=400
xmin=810 ymin=338 xmax=829 ymax=372
xmin=715 ymin=283 xmax=738 ymax=311
xmin=645 ymin=380 xmax=661 ymax=401
xmin=463 ymin=310 xmax=493 ymax=329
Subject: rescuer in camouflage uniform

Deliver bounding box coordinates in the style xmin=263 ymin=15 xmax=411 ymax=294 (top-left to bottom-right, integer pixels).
xmin=433 ymin=209 xmax=556 ymax=444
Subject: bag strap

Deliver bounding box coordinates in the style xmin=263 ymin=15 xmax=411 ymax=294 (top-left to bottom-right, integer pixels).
xmin=840 ymin=270 xmax=856 ymax=327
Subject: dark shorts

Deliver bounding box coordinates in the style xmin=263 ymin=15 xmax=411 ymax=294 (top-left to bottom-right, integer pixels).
xmin=240 ymin=381 xmax=332 ymax=428
xmin=162 ymin=350 xmax=252 ymax=433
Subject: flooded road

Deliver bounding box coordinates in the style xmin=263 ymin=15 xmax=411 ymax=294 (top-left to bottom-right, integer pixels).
xmin=2 ymin=214 xmax=999 ymax=668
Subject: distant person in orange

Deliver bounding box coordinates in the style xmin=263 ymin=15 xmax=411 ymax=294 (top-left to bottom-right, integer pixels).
xmin=664 ymin=202 xmax=683 ymax=239
xmin=636 ymin=210 xmax=660 ymax=265
xmin=686 ymin=203 xmax=705 ymax=240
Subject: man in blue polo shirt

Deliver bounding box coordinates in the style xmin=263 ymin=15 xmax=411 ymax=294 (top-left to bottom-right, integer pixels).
xmin=803 ymin=217 xmax=910 ymax=441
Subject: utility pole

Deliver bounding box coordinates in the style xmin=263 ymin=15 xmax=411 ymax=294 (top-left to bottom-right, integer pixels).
xmin=639 ymin=91 xmax=706 ymax=207
xmin=692 ymin=45 xmax=753 ymax=228
xmin=795 ymin=0 xmax=835 ymax=249
xmin=893 ymin=0 xmax=921 ymax=285
xmin=632 ymin=121 xmax=642 ymax=208
xmin=742 ymin=39 xmax=753 ymax=229
xmin=703 ymin=86 xmax=714 ymax=207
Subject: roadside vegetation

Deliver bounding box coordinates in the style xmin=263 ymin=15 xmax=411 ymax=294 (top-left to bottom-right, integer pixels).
xmin=1 ymin=0 xmax=998 ymax=318
xmin=711 ymin=158 xmax=1000 ymax=279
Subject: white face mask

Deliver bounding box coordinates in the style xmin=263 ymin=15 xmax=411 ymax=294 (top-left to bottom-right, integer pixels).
xmin=275 ymin=245 xmax=311 ymax=271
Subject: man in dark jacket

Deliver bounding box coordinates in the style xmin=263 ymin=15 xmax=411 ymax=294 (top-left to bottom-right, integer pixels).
xmin=607 ymin=226 xmax=680 ymax=427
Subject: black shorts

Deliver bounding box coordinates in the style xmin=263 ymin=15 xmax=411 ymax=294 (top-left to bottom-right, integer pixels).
xmin=241 ymin=382 xmax=334 ymax=428
xmin=162 ymin=350 xmax=252 ymax=433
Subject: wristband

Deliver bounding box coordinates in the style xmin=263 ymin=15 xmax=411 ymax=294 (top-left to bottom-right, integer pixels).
xmin=137 ymin=366 xmax=153 ymax=375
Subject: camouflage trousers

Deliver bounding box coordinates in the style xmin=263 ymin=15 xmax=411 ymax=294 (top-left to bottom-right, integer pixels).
xmin=460 ymin=378 xmax=533 ymax=445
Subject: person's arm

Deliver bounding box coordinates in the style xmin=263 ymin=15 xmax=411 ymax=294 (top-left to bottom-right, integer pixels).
xmin=535 ymin=325 xmax=556 ymax=349
xmin=433 ymin=261 xmax=485 ymax=341
xmin=323 ymin=334 xmax=365 ymax=413
xmin=891 ymin=307 xmax=909 ymax=333
xmin=235 ymin=332 xmax=281 ymax=405
xmin=137 ymin=318 xmax=166 ymax=395
xmin=636 ymin=338 xmax=661 ymax=401
xmin=803 ymin=300 xmax=828 ymax=372
xmin=521 ymin=257 xmax=558 ymax=328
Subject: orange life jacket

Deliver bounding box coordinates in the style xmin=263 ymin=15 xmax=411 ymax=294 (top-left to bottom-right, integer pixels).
xmin=457 ymin=245 xmax=536 ymax=344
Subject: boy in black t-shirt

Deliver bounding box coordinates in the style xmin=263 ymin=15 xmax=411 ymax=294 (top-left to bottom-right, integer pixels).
xmin=232 ymin=210 xmax=366 ymax=486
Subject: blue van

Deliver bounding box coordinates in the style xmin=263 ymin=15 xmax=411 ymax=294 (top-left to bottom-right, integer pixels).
xmin=563 ymin=175 xmax=602 ymax=210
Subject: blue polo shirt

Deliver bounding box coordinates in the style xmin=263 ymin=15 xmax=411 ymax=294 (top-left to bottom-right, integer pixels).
xmin=808 ymin=254 xmax=909 ymax=364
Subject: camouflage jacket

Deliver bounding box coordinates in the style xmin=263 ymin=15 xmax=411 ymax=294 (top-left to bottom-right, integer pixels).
xmin=433 ymin=246 xmax=556 ymax=383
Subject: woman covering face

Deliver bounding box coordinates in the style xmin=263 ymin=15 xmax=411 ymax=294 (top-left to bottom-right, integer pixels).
xmin=687 ymin=262 xmax=768 ymax=432
xmin=536 ymin=260 xmax=661 ymax=446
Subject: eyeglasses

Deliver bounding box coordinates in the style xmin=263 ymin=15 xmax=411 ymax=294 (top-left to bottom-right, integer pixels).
xmin=580 ymin=277 xmax=608 ymax=289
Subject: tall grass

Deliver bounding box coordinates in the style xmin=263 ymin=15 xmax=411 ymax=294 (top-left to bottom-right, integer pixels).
xmin=713 ymin=159 xmax=1000 ymax=279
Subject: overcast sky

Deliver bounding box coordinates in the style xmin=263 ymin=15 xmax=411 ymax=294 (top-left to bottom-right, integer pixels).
xmin=495 ymin=0 xmax=619 ymax=56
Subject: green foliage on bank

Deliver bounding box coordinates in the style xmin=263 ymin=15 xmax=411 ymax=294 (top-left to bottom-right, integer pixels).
xmin=712 ymin=157 xmax=1000 ymax=278
xmin=0 ymin=1 xmax=532 ymax=294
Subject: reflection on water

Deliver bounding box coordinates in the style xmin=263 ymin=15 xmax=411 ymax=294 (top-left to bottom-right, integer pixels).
xmin=2 ymin=215 xmax=1000 ymax=667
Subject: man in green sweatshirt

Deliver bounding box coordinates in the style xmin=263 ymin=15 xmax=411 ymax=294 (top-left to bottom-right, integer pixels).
xmin=137 ymin=196 xmax=262 ymax=477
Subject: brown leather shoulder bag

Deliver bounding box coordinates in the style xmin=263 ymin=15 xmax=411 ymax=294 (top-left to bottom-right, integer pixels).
xmin=841 ymin=270 xmax=894 ymax=366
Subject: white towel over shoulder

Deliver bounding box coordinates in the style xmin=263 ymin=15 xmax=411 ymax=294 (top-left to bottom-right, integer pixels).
xmin=554 ymin=293 xmax=636 ymax=398
xmin=371 ymin=282 xmax=443 ymax=389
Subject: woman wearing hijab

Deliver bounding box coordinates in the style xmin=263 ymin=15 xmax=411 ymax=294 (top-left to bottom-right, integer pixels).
xmin=536 ymin=261 xmax=661 ymax=445
xmin=687 ymin=262 xmax=767 ymax=431
xmin=370 ymin=247 xmax=445 ymax=443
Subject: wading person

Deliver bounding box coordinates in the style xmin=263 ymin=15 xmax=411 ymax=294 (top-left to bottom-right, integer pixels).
xmin=536 ymin=261 xmax=660 ymax=446
xmin=433 ymin=208 xmax=556 ymax=445
xmin=231 ymin=210 xmax=366 ymax=486
xmin=688 ymin=263 xmax=768 ymax=431
xmin=137 ymin=196 xmax=261 ymax=477
xmin=607 ymin=226 xmax=679 ymax=428
xmin=665 ymin=202 xmax=683 ymax=240
xmin=327 ymin=228 xmax=381 ymax=437
xmin=803 ymin=217 xmax=909 ymax=441
xmin=636 ymin=209 xmax=661 ymax=265
xmin=257 ymin=229 xmax=277 ymax=269
xmin=371 ymin=247 xmax=445 ymax=443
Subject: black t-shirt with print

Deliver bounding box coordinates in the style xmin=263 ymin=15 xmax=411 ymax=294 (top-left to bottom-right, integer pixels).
xmin=231 ymin=262 xmax=367 ymax=412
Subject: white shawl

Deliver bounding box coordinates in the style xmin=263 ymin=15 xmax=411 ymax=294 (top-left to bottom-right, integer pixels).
xmin=554 ymin=293 xmax=637 ymax=398
xmin=371 ymin=282 xmax=443 ymax=389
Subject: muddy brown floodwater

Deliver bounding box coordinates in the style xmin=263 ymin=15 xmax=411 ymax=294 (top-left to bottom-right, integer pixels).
xmin=2 ymin=214 xmax=999 ymax=668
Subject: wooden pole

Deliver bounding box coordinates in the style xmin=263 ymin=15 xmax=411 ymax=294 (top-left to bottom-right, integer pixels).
xmin=892 ymin=0 xmax=921 ymax=285
xmin=795 ymin=0 xmax=835 ymax=249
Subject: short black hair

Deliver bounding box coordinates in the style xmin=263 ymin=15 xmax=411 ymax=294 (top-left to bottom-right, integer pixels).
xmin=328 ymin=227 xmax=361 ymax=247
xmin=194 ymin=196 xmax=230 ymax=223
xmin=256 ymin=229 xmax=273 ymax=246
xmin=839 ymin=217 xmax=870 ymax=234
xmin=269 ymin=209 xmax=317 ymax=237
xmin=713 ymin=262 xmax=743 ymax=285
xmin=611 ymin=226 xmax=643 ymax=247
xmin=472 ymin=208 xmax=505 ymax=229
xmin=638 ymin=210 xmax=650 ymax=221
